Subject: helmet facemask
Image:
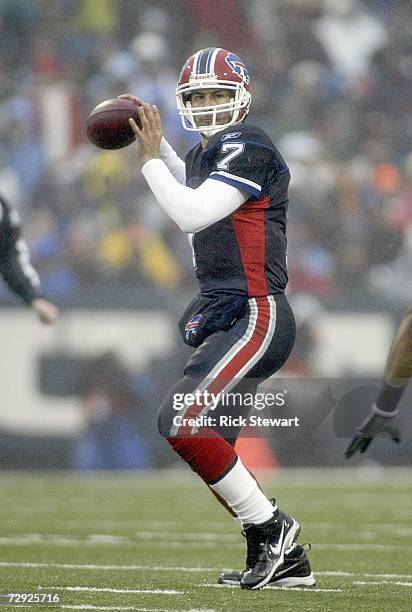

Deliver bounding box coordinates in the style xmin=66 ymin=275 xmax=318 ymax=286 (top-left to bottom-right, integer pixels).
xmin=176 ymin=78 xmax=251 ymax=137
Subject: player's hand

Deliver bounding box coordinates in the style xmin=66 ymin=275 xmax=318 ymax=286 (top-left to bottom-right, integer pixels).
xmin=32 ymin=297 xmax=59 ymax=325
xmin=345 ymin=405 xmax=400 ymax=458
xmin=128 ymin=102 xmax=162 ymax=166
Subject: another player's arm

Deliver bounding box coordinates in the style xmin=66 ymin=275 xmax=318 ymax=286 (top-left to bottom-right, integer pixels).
xmin=384 ymin=306 xmax=412 ymax=386
xmin=129 ymin=102 xmax=248 ymax=232
xmin=0 ymin=199 xmax=58 ymax=324
xmin=346 ymin=306 xmax=412 ymax=457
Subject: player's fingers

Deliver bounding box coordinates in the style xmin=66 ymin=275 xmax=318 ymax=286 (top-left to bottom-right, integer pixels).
xmin=119 ymin=94 xmax=144 ymax=106
xmin=359 ymin=437 xmax=372 ymax=453
xmin=152 ymin=104 xmax=162 ymax=131
xmin=143 ymin=103 xmax=156 ymax=127
xmin=129 ymin=118 xmax=142 ymax=137
xmin=145 ymin=103 xmax=161 ymax=132
xmin=345 ymin=448 xmax=354 ymax=459
xmin=138 ymin=106 xmax=150 ymax=131
xmin=146 ymin=105 xmax=162 ymax=142
xmin=345 ymin=438 xmax=360 ymax=458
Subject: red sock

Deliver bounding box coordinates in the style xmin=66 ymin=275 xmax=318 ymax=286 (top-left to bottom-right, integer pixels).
xmin=167 ymin=428 xmax=238 ymax=484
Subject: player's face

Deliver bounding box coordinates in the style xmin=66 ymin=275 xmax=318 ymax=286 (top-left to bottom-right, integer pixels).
xmin=190 ymin=89 xmax=232 ymax=126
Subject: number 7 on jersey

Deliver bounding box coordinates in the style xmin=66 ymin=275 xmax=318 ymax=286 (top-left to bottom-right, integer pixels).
xmin=217 ymin=143 xmax=245 ymax=171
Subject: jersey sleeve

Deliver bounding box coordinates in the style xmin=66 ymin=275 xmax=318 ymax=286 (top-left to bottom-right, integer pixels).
xmin=207 ymin=128 xmax=276 ymax=197
xmin=0 ymin=197 xmax=41 ymax=304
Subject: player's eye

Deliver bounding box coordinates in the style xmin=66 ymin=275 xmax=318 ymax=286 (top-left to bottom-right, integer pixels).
xmin=215 ymin=92 xmax=230 ymax=103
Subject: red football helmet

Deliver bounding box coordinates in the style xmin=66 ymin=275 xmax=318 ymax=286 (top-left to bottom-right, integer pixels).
xmin=176 ymin=47 xmax=251 ymax=136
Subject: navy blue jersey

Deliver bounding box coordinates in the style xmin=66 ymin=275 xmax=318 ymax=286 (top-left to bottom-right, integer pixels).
xmin=185 ymin=123 xmax=290 ymax=296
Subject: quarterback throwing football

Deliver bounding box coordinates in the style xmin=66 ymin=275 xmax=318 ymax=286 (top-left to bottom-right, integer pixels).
xmin=121 ymin=47 xmax=314 ymax=590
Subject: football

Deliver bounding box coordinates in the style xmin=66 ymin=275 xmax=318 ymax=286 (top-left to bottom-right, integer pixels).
xmin=86 ymin=98 xmax=141 ymax=150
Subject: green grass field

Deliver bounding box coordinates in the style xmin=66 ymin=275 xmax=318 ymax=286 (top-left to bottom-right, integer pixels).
xmin=0 ymin=468 xmax=411 ymax=611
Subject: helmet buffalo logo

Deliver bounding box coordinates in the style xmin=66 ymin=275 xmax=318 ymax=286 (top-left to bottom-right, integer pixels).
xmin=224 ymin=52 xmax=250 ymax=85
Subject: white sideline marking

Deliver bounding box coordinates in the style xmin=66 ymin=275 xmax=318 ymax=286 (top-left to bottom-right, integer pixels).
xmin=0 ymin=604 xmax=176 ymax=612
xmin=42 ymin=586 xmax=183 ymax=595
xmin=3 ymin=517 xmax=412 ymax=540
xmin=1 ymin=534 xmax=412 ymax=553
xmin=269 ymin=586 xmax=343 ymax=593
xmin=354 ymin=580 xmax=412 ymax=587
xmin=305 ymin=523 xmax=412 ymax=536
xmin=2 ymin=515 xmax=411 ymax=531
xmin=0 ymin=561 xmax=214 ymax=572
xmin=60 ymin=607 xmax=175 ymax=611
xmin=317 ymin=571 xmax=412 ymax=579
xmin=201 ymin=583 xmax=343 ymax=593
xmin=0 ymin=534 xmax=217 ymax=548
xmin=1 ymin=561 xmax=412 ymax=582
xmin=0 ymin=506 xmax=57 ymax=513
xmin=0 ymin=518 xmax=230 ymax=530
xmin=315 ymin=543 xmax=412 ymax=552
xmin=131 ymin=531 xmax=237 ymax=541
xmin=0 ymin=531 xmax=233 ymax=541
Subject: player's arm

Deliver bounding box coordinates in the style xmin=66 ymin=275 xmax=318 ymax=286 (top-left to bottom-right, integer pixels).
xmin=130 ymin=103 xmax=249 ymax=232
xmin=142 ymin=161 xmax=247 ymax=232
xmin=384 ymin=306 xmax=412 ymax=386
xmin=159 ymin=137 xmax=186 ymax=185
xmin=0 ymin=198 xmax=59 ymax=324
xmin=346 ymin=306 xmax=412 ymax=457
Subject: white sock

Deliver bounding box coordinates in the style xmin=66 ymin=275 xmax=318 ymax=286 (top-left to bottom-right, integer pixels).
xmin=210 ymin=458 xmax=276 ymax=525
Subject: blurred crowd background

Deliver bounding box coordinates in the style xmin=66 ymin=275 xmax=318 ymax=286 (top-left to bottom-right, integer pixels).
xmin=1 ymin=0 xmax=411 ymax=309
xmin=0 ymin=0 xmax=411 ymax=469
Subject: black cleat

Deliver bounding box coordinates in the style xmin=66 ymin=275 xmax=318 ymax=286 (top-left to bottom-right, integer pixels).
xmin=240 ymin=509 xmax=301 ymax=590
xmin=218 ymin=543 xmax=315 ymax=588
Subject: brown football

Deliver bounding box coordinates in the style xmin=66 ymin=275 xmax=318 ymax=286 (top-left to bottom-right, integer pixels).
xmin=86 ymin=98 xmax=141 ymax=150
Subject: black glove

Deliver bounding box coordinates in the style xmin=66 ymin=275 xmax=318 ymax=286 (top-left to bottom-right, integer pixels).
xmin=345 ymin=404 xmax=400 ymax=458
xmin=179 ymin=294 xmax=247 ymax=348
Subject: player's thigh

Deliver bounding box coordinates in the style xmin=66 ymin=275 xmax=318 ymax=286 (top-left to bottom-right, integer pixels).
xmin=247 ymin=293 xmax=296 ymax=380
xmin=212 ymin=376 xmax=260 ymax=445
xmin=157 ymin=374 xmax=258 ymax=442
xmin=157 ymin=375 xmax=200 ymax=436
xmin=157 ymin=319 xmax=251 ymax=437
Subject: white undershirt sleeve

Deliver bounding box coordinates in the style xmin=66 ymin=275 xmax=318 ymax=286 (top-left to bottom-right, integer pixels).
xmin=159 ymin=138 xmax=186 ymax=184
xmin=142 ymin=158 xmax=248 ymax=233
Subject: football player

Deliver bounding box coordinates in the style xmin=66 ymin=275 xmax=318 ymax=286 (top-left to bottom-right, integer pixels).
xmin=0 ymin=194 xmax=58 ymax=324
xmin=346 ymin=305 xmax=412 ymax=457
xmin=121 ymin=47 xmax=314 ymax=590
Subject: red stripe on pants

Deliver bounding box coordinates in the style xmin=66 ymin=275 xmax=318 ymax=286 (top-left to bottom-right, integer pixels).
xmin=175 ymin=298 xmax=271 ymax=437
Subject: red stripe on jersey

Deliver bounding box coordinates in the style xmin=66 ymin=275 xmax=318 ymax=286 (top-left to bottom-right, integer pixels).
xmin=175 ymin=298 xmax=271 ymax=436
xmin=231 ymin=195 xmax=270 ymax=296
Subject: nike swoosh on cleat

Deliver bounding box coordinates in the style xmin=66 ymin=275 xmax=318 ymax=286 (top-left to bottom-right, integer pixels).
xmin=269 ymin=523 xmax=284 ymax=556
xmin=272 ymin=561 xmax=300 ymax=578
